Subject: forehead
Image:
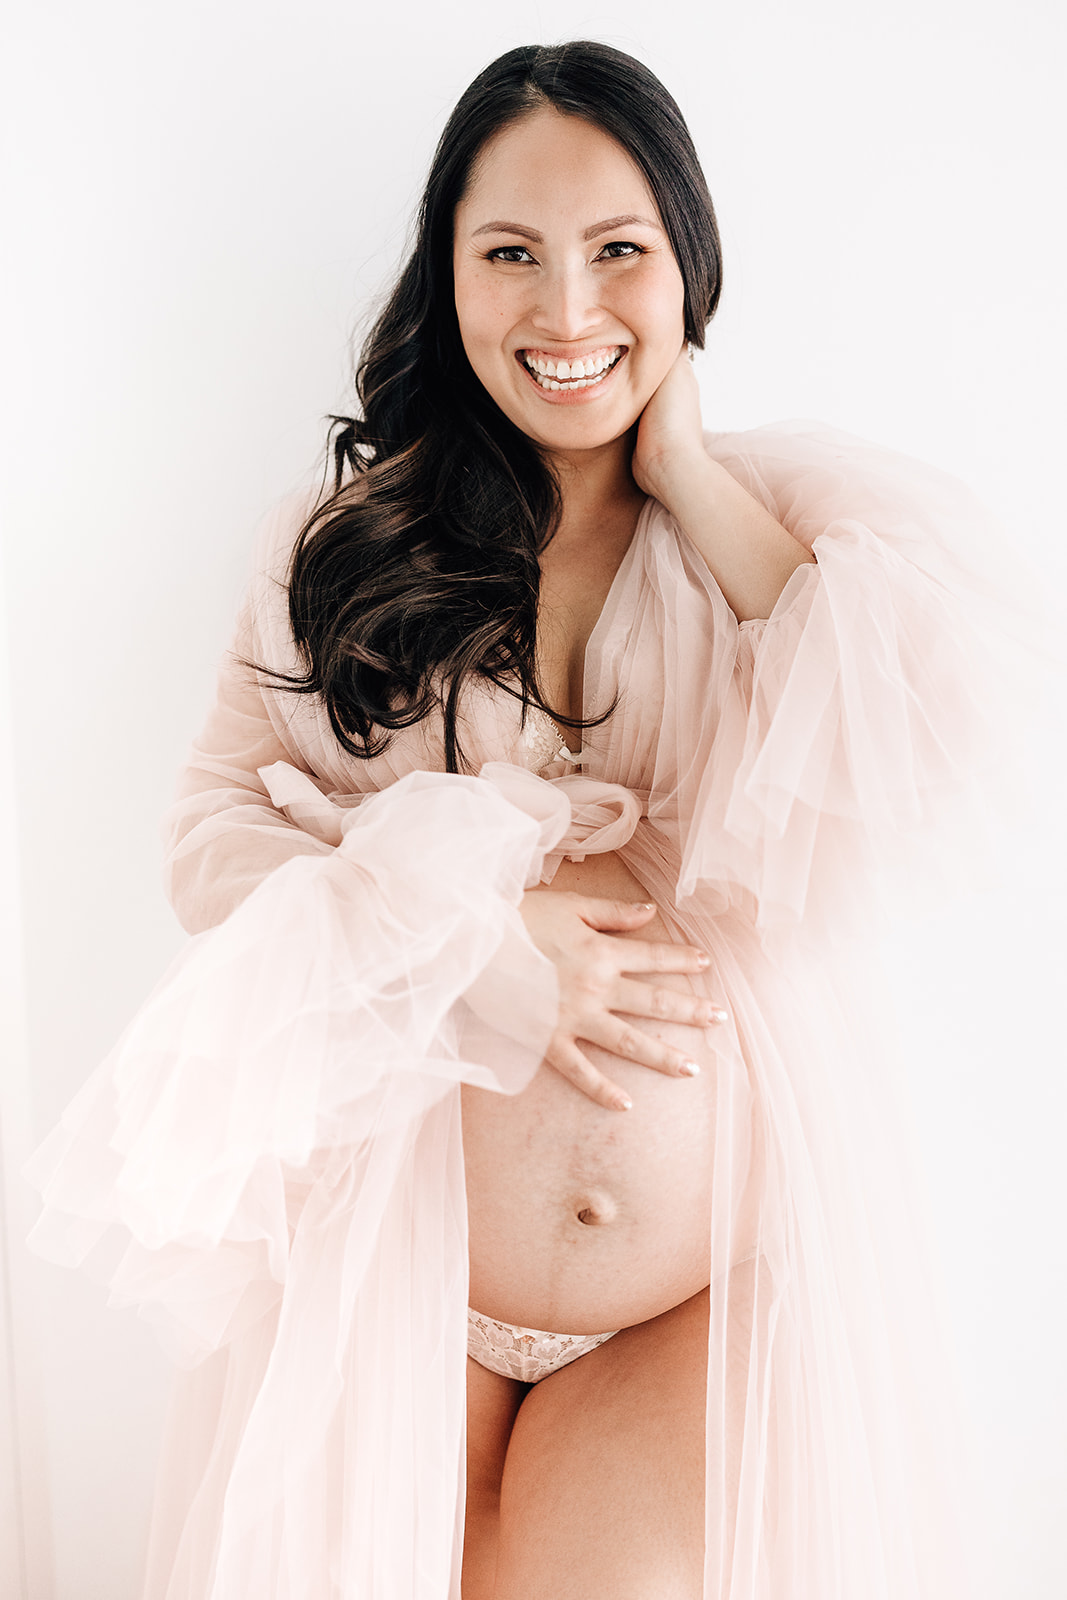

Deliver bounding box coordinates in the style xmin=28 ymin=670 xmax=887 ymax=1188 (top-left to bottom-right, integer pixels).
xmin=456 ymin=107 xmax=660 ymax=230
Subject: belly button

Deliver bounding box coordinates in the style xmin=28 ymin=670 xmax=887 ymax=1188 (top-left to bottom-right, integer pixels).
xmin=575 ymin=1192 xmax=618 ymax=1226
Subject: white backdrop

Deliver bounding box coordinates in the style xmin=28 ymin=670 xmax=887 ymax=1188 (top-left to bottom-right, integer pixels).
xmin=2 ymin=1 xmax=1064 ymax=1596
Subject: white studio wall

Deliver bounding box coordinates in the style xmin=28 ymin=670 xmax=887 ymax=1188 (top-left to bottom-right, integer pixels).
xmin=2 ymin=2 xmax=1063 ymax=1597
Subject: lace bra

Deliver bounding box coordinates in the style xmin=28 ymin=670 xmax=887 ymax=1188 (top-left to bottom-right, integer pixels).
xmin=516 ymin=706 xmax=585 ymax=775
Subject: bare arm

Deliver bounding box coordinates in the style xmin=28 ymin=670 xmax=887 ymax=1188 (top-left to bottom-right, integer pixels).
xmin=632 ymin=350 xmax=815 ymax=622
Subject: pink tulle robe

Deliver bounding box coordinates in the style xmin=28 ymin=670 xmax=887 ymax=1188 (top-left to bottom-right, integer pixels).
xmin=27 ymin=423 xmax=1021 ymax=1597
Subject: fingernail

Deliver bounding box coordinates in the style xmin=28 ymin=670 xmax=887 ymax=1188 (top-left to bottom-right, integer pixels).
xmin=679 ymin=1060 xmax=701 ymax=1077
xmin=709 ymin=1007 xmax=729 ymax=1024
xmin=632 ymin=902 xmax=655 ymax=912
xmin=696 ymin=951 xmax=710 ymax=968
xmin=613 ymin=1093 xmax=634 ymax=1111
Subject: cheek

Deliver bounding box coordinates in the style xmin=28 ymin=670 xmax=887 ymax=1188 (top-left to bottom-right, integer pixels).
xmin=633 ymin=251 xmax=684 ymax=320
xmin=455 ymin=269 xmax=514 ymax=354
xmin=627 ymin=260 xmax=686 ymax=343
xmin=609 ymin=279 xmax=682 ymax=399
xmin=613 ymin=298 xmax=684 ymax=395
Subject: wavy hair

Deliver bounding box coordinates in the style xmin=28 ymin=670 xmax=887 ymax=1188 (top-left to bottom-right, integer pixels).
xmin=277 ymin=41 xmax=722 ymax=771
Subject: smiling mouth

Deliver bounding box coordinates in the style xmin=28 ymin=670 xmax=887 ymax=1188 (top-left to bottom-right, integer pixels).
xmin=518 ymin=345 xmax=624 ymax=391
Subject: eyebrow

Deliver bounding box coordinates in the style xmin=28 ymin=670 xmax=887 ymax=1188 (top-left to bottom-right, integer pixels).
xmin=470 ymin=214 xmax=662 ymax=242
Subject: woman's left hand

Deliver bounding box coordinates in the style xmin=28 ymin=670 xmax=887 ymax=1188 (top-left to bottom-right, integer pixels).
xmin=631 ymin=345 xmax=706 ymax=505
xmin=630 ymin=344 xmax=815 ymax=620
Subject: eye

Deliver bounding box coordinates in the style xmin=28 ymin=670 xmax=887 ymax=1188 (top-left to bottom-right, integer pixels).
xmin=598 ymin=241 xmax=644 ymax=260
xmin=486 ymin=245 xmax=536 ymax=264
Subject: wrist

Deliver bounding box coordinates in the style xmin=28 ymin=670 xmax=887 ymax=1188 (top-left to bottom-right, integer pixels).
xmin=640 ymin=444 xmax=719 ymax=517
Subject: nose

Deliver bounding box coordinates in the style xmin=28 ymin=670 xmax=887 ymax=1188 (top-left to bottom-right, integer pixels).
xmin=529 ymin=260 xmax=601 ymax=342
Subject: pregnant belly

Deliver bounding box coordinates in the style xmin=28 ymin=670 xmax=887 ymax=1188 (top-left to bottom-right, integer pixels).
xmin=461 ymin=849 xmax=754 ymax=1335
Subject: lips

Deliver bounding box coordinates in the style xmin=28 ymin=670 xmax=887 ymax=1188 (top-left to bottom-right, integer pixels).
xmin=517 ymin=345 xmax=625 ymax=391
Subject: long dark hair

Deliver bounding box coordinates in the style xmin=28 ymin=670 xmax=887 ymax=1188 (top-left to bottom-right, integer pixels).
xmin=278 ymin=41 xmax=722 ymax=771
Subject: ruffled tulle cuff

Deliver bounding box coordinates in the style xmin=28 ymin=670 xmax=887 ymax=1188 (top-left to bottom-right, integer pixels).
xmin=675 ymin=424 xmax=1034 ymax=931
xmin=27 ymin=765 xmax=566 ymax=1361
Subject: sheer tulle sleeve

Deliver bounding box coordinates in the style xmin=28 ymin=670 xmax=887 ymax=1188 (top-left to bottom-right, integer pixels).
xmin=674 ymin=423 xmax=1027 ymax=932
xmin=162 ymin=614 xmax=342 ymax=934
xmin=27 ymin=766 xmax=568 ymax=1357
xmin=161 ymin=495 xmax=351 ymax=934
xmin=27 ymin=765 xmax=567 ymax=1595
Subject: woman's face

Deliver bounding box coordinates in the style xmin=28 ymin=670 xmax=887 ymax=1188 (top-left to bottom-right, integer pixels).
xmin=452 ymin=107 xmax=686 ymax=464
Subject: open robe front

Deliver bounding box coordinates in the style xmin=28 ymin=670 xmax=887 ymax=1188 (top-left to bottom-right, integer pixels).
xmin=28 ymin=423 xmax=1021 ymax=1598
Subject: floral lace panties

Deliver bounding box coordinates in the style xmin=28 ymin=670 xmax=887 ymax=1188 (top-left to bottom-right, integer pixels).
xmin=466 ymin=1307 xmax=619 ymax=1383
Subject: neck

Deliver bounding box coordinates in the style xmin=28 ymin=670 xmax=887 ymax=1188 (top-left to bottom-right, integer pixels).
xmin=547 ymin=430 xmax=645 ymax=545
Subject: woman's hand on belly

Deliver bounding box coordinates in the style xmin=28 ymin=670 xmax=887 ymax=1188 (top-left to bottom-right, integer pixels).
xmin=519 ymin=886 xmax=729 ymax=1112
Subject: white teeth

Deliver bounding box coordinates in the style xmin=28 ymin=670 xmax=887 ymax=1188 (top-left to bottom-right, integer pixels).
xmin=522 ymin=347 xmax=622 ymax=391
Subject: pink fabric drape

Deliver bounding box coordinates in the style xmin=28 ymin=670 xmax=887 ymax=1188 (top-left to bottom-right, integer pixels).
xmin=28 ymin=423 xmax=1029 ymax=1597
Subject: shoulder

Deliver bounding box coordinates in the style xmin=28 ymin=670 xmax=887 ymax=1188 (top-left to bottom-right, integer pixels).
xmin=701 ymin=419 xmax=991 ymax=521
xmin=236 ymin=480 xmax=323 ymax=665
xmin=250 ymin=477 xmax=327 ymax=584
xmin=701 ymin=420 xmax=1006 ymax=584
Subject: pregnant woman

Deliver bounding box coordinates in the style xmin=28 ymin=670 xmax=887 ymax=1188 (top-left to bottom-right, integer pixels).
xmin=30 ymin=39 xmax=1010 ymax=1600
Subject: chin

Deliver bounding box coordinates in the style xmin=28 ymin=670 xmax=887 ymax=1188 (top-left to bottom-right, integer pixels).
xmin=508 ymin=391 xmax=645 ymax=451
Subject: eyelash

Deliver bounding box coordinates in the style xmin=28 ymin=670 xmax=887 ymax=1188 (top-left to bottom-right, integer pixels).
xmin=486 ymin=241 xmax=645 ymax=264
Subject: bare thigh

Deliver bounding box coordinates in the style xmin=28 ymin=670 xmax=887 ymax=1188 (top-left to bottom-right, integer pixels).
xmin=463 ymin=1358 xmax=529 ymax=1600
xmin=464 ymin=1287 xmax=710 ymax=1600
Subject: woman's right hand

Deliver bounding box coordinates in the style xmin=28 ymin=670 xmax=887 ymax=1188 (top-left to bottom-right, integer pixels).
xmin=518 ymin=889 xmax=729 ymax=1111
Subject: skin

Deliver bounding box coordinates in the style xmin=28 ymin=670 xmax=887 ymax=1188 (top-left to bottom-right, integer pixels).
xmin=451 ymin=106 xmax=814 ymax=1597
xmin=452 ymin=106 xmax=815 ymax=1115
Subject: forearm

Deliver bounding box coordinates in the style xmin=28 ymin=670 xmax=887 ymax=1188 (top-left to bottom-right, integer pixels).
xmin=644 ymin=451 xmax=816 ymax=623
xmin=163 ymin=790 xmax=335 ymax=933
xmin=163 ymin=605 xmax=337 ymax=934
